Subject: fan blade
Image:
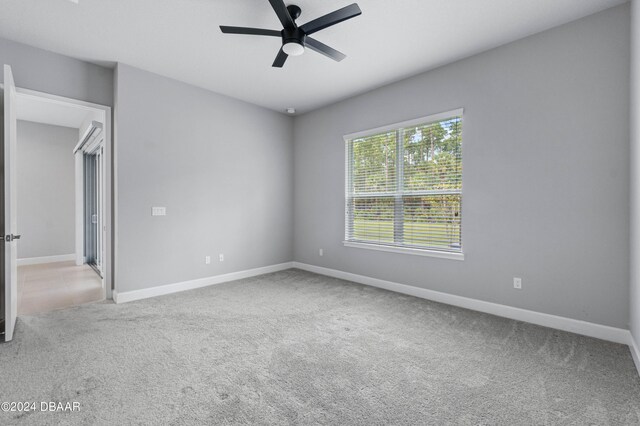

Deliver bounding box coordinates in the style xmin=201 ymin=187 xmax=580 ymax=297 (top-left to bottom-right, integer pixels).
xmin=305 ymin=37 xmax=346 ymax=62
xmin=300 ymin=3 xmax=361 ymax=35
xmin=272 ymin=48 xmax=289 ymax=68
xmin=220 ymin=26 xmax=281 ymax=37
xmin=268 ymin=0 xmax=296 ymax=29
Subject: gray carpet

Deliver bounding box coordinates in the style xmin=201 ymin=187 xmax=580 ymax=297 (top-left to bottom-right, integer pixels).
xmin=1 ymin=269 xmax=639 ymax=425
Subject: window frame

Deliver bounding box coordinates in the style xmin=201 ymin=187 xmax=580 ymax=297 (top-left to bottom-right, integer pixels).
xmin=343 ymin=108 xmax=464 ymax=260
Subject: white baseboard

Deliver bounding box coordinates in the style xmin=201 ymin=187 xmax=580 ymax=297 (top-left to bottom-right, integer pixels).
xmin=292 ymin=262 xmax=630 ymax=345
xmin=17 ymin=254 xmax=76 ymax=266
xmin=629 ymin=334 xmax=640 ymax=376
xmin=113 ymin=262 xmax=294 ymax=304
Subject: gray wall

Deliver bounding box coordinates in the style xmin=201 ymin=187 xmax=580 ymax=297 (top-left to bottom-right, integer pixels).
xmin=630 ymin=0 xmax=640 ymax=345
xmin=293 ymin=5 xmax=630 ymax=328
xmin=0 ymin=37 xmax=113 ymax=107
xmin=16 ymin=121 xmax=77 ymax=259
xmin=114 ymin=64 xmax=294 ymax=293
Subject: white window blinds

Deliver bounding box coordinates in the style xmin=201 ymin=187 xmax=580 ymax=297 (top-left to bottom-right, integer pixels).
xmin=345 ymin=110 xmax=463 ymax=253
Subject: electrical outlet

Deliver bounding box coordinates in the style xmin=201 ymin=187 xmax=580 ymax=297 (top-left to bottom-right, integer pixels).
xmin=319 ymin=248 xmax=324 ymax=257
xmin=219 ymin=254 xmax=224 ymax=262
xmin=513 ymin=277 xmax=522 ymax=290
xmin=205 ymin=256 xmax=211 ymax=265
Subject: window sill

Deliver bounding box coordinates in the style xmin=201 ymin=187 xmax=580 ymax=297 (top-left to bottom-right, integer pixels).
xmin=343 ymin=241 xmax=465 ymax=261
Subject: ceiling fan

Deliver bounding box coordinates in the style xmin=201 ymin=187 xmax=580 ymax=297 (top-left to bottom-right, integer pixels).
xmin=220 ymin=0 xmax=362 ymax=68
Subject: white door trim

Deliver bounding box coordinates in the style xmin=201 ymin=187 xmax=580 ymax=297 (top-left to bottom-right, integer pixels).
xmin=14 ymin=87 xmax=114 ymax=300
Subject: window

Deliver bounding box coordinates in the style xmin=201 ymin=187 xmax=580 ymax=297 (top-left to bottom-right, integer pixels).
xmin=344 ymin=109 xmax=463 ymax=259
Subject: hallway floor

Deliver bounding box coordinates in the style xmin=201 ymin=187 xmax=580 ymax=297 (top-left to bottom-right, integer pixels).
xmin=18 ymin=261 xmax=104 ymax=315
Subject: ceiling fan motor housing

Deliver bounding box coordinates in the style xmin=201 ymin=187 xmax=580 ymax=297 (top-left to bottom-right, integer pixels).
xmin=282 ymin=27 xmax=306 ymax=48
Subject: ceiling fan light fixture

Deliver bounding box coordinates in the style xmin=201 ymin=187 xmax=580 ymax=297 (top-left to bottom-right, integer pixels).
xmin=282 ymin=41 xmax=305 ymax=56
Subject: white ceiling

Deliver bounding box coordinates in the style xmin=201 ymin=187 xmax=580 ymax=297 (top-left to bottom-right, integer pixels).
xmin=16 ymin=94 xmax=94 ymax=128
xmin=0 ymin=0 xmax=627 ymax=114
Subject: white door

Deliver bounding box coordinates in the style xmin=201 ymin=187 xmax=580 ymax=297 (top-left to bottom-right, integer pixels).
xmin=3 ymin=64 xmax=18 ymax=342
xmin=95 ymin=147 xmax=103 ymax=273
xmin=98 ymin=146 xmax=105 ymax=275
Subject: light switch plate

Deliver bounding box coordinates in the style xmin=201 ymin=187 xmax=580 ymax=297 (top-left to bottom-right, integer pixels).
xmin=152 ymin=207 xmax=166 ymax=216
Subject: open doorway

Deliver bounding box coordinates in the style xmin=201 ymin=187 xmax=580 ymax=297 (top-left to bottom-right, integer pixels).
xmin=2 ymin=65 xmax=113 ymax=341
xmin=13 ymin=91 xmax=108 ymax=315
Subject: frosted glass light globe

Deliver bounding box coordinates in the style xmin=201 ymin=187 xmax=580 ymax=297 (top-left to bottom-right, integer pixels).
xmin=283 ymin=42 xmax=305 ymax=56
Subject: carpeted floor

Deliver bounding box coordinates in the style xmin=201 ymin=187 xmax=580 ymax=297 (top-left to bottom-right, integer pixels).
xmin=1 ymin=269 xmax=639 ymax=425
